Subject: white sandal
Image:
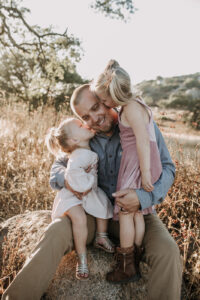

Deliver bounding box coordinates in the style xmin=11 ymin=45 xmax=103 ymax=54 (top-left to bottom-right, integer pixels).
xmin=93 ymin=232 xmax=115 ymax=253
xmin=76 ymin=253 xmax=89 ymax=281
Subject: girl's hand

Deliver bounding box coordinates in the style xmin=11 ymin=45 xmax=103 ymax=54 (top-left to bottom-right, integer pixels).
xmin=141 ymin=171 xmax=154 ymax=192
xmin=65 ymin=179 xmax=92 ymax=200
xmin=85 ymin=165 xmax=92 ymax=173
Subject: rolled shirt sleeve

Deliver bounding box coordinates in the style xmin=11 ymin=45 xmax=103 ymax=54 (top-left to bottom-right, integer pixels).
xmin=136 ymin=122 xmax=175 ymax=210
xmin=49 ymin=154 xmax=68 ymax=190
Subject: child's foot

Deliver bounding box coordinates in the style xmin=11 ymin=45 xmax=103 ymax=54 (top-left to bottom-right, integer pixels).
xmin=106 ymin=246 xmax=140 ymax=283
xmin=76 ymin=253 xmax=89 ymax=281
xmin=94 ymin=232 xmax=115 ymax=253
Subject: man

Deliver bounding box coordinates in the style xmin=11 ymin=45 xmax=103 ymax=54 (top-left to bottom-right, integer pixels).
xmin=3 ymin=84 xmax=182 ymax=300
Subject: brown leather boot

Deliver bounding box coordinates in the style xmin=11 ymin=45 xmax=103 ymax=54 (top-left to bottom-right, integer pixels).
xmin=134 ymin=245 xmax=144 ymax=275
xmin=106 ymin=246 xmax=141 ymax=284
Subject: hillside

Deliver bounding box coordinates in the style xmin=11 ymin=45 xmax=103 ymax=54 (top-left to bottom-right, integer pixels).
xmin=136 ymin=72 xmax=200 ymax=107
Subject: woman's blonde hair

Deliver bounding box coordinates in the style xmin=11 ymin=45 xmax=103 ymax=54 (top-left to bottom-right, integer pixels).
xmin=92 ymin=59 xmax=139 ymax=106
xmin=45 ymin=118 xmax=76 ymax=156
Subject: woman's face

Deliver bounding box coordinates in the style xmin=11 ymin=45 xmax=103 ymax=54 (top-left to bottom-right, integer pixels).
xmin=95 ymin=91 xmax=117 ymax=109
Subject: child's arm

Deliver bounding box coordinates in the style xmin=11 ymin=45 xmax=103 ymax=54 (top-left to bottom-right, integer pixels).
xmin=64 ymin=150 xmax=95 ymax=193
xmin=123 ymin=101 xmax=154 ymax=192
xmin=65 ymin=165 xmax=94 ymax=193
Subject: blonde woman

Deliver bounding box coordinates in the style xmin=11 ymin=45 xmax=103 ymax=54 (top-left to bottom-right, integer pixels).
xmin=92 ymin=60 xmax=162 ymax=283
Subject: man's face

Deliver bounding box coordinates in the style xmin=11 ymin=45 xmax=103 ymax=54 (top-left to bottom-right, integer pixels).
xmin=74 ymin=89 xmax=117 ymax=135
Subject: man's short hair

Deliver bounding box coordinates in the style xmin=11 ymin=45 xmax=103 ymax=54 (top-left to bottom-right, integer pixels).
xmin=70 ymin=84 xmax=90 ymax=116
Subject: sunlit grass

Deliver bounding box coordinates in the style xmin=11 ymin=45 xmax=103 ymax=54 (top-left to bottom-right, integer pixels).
xmin=0 ymin=103 xmax=199 ymax=299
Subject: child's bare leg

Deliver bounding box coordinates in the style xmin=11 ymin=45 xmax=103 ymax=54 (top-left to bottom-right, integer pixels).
xmin=134 ymin=212 xmax=145 ymax=247
xmin=106 ymin=212 xmax=140 ymax=283
xmin=95 ymin=218 xmax=115 ymax=253
xmin=65 ymin=205 xmax=88 ymax=279
xmin=96 ymin=218 xmax=108 ymax=233
xmin=119 ymin=212 xmax=135 ymax=248
xmin=133 ymin=212 xmax=145 ymax=273
xmin=65 ymin=205 xmax=88 ymax=254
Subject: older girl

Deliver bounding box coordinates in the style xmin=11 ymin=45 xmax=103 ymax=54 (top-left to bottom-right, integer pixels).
xmin=92 ymin=60 xmax=162 ymax=283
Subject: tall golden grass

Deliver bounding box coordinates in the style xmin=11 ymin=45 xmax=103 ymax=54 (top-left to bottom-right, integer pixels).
xmin=0 ymin=103 xmax=199 ymax=299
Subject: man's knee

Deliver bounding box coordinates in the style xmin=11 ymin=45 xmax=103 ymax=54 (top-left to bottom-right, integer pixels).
xmin=47 ymin=216 xmax=72 ymax=236
xmin=150 ymin=235 xmax=181 ymax=265
xmin=43 ymin=216 xmax=73 ymax=253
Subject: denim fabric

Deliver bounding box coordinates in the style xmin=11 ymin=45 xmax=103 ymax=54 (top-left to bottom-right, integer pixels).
xmin=50 ymin=122 xmax=175 ymax=210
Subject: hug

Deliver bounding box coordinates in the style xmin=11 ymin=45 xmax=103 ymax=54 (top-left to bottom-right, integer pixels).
xmin=2 ymin=60 xmax=182 ymax=300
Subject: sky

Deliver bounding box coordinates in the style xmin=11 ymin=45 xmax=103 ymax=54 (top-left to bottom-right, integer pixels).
xmin=23 ymin=0 xmax=200 ymax=84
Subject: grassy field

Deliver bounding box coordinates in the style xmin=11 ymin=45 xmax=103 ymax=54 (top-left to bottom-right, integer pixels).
xmin=0 ymin=103 xmax=199 ymax=299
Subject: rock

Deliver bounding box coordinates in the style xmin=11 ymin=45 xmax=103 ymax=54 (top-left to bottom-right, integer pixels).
xmin=0 ymin=210 xmax=52 ymax=263
xmin=0 ymin=211 xmax=148 ymax=300
xmin=45 ymin=248 xmax=148 ymax=300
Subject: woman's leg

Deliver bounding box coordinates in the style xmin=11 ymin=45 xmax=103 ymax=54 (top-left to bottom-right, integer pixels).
xmin=134 ymin=212 xmax=145 ymax=247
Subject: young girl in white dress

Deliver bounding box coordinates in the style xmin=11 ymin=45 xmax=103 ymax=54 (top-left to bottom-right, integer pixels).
xmin=45 ymin=117 xmax=114 ymax=280
xmin=92 ymin=60 xmax=162 ymax=283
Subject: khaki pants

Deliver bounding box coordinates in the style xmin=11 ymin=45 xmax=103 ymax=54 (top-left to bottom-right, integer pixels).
xmin=2 ymin=214 xmax=182 ymax=300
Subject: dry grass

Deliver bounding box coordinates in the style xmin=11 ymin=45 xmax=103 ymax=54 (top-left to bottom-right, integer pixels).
xmin=0 ymin=103 xmax=199 ymax=299
xmin=157 ymin=152 xmax=200 ymax=299
xmin=0 ymin=236 xmax=25 ymax=294
xmin=0 ymin=103 xmax=69 ymax=221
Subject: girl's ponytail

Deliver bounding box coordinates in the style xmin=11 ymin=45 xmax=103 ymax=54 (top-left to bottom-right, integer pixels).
xmin=45 ymin=127 xmax=60 ymax=156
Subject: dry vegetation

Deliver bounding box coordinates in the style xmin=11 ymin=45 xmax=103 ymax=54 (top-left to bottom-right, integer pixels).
xmin=0 ymin=103 xmax=199 ymax=299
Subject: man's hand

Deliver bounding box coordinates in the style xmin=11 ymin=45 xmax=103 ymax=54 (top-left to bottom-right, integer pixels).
xmin=112 ymin=189 xmax=141 ymax=213
xmin=64 ymin=179 xmax=92 ymax=200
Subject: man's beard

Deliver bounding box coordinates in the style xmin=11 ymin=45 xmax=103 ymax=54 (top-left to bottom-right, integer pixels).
xmin=94 ymin=117 xmax=116 ymax=135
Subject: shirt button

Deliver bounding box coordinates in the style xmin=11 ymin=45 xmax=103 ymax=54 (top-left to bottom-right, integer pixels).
xmin=109 ymin=155 xmax=112 ymax=158
xmin=110 ymin=170 xmax=113 ymax=174
xmin=111 ymin=183 xmax=114 ymax=186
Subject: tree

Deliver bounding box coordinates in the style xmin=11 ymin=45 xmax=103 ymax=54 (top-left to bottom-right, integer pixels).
xmin=90 ymin=0 xmax=135 ymax=21
xmin=0 ymin=0 xmax=135 ymax=109
xmin=0 ymin=0 xmax=85 ymax=109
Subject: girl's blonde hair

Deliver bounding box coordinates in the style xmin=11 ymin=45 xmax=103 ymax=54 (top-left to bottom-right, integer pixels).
xmin=92 ymin=59 xmax=140 ymax=106
xmin=45 ymin=118 xmax=76 ymax=156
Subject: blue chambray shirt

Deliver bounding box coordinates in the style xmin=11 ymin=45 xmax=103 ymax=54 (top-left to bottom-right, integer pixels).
xmin=50 ymin=122 xmax=175 ymax=211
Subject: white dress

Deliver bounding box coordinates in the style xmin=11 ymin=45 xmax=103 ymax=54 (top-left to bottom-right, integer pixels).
xmin=51 ymin=148 xmax=113 ymax=220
